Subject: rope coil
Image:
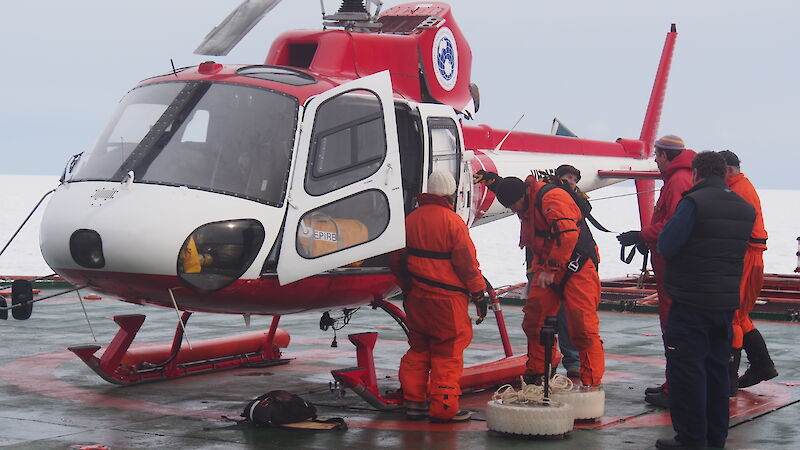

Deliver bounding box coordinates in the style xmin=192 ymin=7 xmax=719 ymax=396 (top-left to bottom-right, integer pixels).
xmin=492 ymin=375 xmax=574 ymax=404
xmin=486 ymin=375 xmax=576 ymax=436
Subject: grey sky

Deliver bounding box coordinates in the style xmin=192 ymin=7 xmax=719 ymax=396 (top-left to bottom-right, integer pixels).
xmin=2 ymin=1 xmax=797 ymax=189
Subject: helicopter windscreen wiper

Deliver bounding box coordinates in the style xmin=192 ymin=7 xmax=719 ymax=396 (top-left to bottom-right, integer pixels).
xmin=194 ymin=0 xmax=283 ymax=56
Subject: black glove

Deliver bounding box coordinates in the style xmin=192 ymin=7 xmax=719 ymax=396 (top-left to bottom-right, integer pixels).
xmin=472 ymin=170 xmax=500 ymax=190
xmin=471 ymin=291 xmax=488 ymax=324
xmin=616 ymin=230 xmax=642 ymax=246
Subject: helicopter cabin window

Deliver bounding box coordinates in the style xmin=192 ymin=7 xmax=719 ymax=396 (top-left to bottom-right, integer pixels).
xmin=304 ymin=89 xmax=386 ymax=196
xmin=296 ymin=190 xmax=390 ymax=259
xmin=69 ymin=81 xmax=299 ymax=207
xmin=181 ymin=110 xmax=209 ymax=142
xmin=70 ymin=82 xmax=184 ymax=181
xmin=427 ymin=117 xmax=461 ymax=180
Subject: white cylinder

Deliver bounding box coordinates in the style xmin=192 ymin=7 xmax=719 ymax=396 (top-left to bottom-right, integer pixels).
xmin=486 ymin=399 xmax=574 ymax=436
xmin=550 ymin=386 xmax=605 ymax=420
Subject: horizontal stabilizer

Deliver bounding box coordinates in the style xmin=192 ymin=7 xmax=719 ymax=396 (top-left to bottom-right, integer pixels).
xmin=551 ymin=118 xmax=577 ymax=137
xmin=597 ymin=170 xmax=661 ymax=179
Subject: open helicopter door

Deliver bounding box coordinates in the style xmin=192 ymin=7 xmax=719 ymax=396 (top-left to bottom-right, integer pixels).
xmin=416 ymin=104 xmax=471 ymax=223
xmin=277 ymin=71 xmax=405 ymax=285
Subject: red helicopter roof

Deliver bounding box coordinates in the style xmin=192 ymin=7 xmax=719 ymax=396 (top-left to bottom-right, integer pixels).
xmin=135 ymin=63 xmax=344 ymax=105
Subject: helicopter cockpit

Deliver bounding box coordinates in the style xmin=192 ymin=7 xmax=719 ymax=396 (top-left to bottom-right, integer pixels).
xmin=68 ymin=81 xmax=298 ymax=207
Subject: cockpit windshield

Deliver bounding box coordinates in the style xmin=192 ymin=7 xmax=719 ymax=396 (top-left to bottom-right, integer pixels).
xmin=69 ymin=81 xmax=298 ymax=207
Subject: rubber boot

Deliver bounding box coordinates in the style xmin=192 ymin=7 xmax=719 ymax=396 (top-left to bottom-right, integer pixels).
xmin=404 ymin=400 xmax=429 ymax=420
xmin=738 ymin=329 xmax=778 ymax=388
xmin=429 ymin=387 xmax=462 ymax=421
xmin=729 ymin=348 xmax=741 ymax=397
xmin=522 ymin=368 xmax=554 ymax=386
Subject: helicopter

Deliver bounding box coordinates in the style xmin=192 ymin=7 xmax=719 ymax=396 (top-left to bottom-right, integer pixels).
xmin=23 ymin=0 xmax=673 ymax=384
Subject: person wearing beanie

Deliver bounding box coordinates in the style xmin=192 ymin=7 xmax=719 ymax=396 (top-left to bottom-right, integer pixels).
xmin=553 ymin=166 xmax=593 ymax=379
xmin=487 ymin=173 xmax=605 ymax=388
xmin=616 ymin=134 xmax=696 ymax=409
xmin=555 ymin=164 xmax=581 ymax=182
xmin=655 ymin=151 xmax=755 ymax=449
xmin=390 ymin=170 xmax=487 ymax=423
xmin=719 ymin=150 xmax=777 ymax=393
xmin=426 ymin=169 xmax=457 ymax=197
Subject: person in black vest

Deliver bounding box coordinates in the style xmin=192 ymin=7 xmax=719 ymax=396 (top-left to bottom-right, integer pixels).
xmin=654 ymin=151 xmax=756 ymax=450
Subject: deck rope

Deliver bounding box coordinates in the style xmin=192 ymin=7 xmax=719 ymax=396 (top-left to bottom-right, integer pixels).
xmin=493 ymin=375 xmax=574 ymax=404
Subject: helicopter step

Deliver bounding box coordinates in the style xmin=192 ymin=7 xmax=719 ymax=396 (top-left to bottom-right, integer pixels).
xmin=68 ymin=313 xmax=291 ymax=384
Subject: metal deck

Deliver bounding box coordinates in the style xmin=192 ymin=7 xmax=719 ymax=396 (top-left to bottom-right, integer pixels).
xmin=1 ymin=288 xmax=798 ymax=449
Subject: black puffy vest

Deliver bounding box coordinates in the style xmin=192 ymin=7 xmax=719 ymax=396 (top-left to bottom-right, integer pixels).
xmin=665 ymin=178 xmax=755 ymax=310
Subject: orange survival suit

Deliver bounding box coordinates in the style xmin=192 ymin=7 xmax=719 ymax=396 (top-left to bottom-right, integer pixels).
xmin=519 ymin=176 xmax=604 ymax=386
xmin=391 ymin=193 xmax=485 ymax=420
xmin=640 ymin=149 xmax=696 ymax=329
xmin=728 ymin=173 xmax=768 ymax=349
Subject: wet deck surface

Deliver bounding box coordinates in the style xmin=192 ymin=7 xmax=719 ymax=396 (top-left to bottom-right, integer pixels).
xmin=1 ymin=290 xmax=798 ymax=449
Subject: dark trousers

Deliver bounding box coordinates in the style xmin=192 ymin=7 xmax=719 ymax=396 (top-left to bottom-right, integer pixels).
xmin=665 ymin=301 xmax=734 ymax=448
xmin=557 ymin=302 xmax=580 ymax=370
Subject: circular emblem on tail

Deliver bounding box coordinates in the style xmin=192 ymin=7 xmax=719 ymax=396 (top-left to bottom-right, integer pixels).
xmin=432 ymin=27 xmax=458 ymax=91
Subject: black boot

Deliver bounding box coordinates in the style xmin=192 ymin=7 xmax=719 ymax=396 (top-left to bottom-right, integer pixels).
xmin=739 ymin=329 xmax=778 ymax=388
xmin=729 ymin=348 xmax=741 ymax=397
xmin=523 ymin=372 xmax=546 ymax=386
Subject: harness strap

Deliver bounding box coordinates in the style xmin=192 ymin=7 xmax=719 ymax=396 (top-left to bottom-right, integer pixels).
xmin=409 ymin=272 xmax=469 ymax=295
xmin=407 ymin=247 xmax=452 ymax=260
xmin=586 ymin=213 xmax=612 ymax=233
xmin=621 ymin=244 xmax=638 ymax=264
xmin=749 ymin=237 xmax=767 ymax=245
xmin=554 ymin=253 xmax=597 ymax=294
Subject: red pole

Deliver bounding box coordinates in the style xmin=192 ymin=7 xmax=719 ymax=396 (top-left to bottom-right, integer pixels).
xmin=486 ymin=284 xmax=513 ymax=357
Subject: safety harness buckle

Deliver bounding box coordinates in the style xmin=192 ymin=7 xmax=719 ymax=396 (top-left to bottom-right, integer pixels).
xmin=567 ymin=253 xmax=582 ymax=272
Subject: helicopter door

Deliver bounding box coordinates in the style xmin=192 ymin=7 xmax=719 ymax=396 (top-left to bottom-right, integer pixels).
xmin=277 ymin=71 xmax=405 ymax=285
xmin=416 ymin=104 xmax=471 ymax=223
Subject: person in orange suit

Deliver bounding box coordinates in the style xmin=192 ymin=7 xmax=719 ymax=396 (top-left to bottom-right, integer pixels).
xmin=617 ymin=134 xmax=696 ymax=408
xmin=492 ymin=174 xmax=604 ymax=387
xmin=391 ymin=170 xmax=487 ymax=423
xmin=719 ymin=150 xmax=778 ymax=394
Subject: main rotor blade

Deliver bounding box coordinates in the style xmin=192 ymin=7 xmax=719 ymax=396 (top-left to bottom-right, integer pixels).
xmin=194 ymin=0 xmax=283 ymax=56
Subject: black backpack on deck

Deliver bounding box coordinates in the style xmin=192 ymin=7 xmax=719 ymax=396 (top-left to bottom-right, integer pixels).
xmin=241 ymin=390 xmax=318 ymax=426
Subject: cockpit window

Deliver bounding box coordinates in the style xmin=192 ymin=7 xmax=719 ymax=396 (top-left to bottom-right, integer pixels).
xmin=70 ymin=81 xmax=298 ymax=207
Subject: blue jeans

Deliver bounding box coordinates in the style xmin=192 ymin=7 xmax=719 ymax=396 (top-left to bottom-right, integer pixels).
xmin=558 ymin=302 xmax=580 ymax=371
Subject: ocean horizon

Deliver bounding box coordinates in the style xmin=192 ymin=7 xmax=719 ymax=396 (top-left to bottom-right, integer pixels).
xmin=1 ymin=174 xmax=796 ymax=287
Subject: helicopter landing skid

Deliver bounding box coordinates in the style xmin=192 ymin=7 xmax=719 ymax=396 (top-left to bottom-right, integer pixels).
xmin=68 ymin=313 xmax=291 ymax=385
xmin=333 ymin=290 xmax=561 ymax=409
xmin=331 ymin=330 xmax=533 ymax=412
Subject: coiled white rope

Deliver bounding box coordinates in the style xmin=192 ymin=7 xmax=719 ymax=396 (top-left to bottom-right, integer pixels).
xmin=487 ymin=375 xmax=576 ymax=436
xmin=493 ymin=375 xmax=574 ymax=404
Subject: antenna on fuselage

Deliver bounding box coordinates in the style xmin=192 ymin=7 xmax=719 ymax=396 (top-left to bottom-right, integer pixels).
xmin=492 ymin=114 xmax=526 ymax=153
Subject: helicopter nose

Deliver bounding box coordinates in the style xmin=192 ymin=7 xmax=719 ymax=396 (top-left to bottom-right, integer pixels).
xmin=69 ymin=229 xmax=106 ymax=269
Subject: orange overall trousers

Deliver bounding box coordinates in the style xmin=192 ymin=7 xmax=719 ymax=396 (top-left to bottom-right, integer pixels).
xmin=731 ymin=247 xmax=765 ymax=349
xmin=524 ymin=259 xmax=604 ymax=385
xmin=399 ymin=290 xmax=472 ymax=420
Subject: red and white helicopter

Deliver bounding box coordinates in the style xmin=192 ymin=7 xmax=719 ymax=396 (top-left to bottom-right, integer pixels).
xmin=23 ymin=0 xmax=673 ymax=388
